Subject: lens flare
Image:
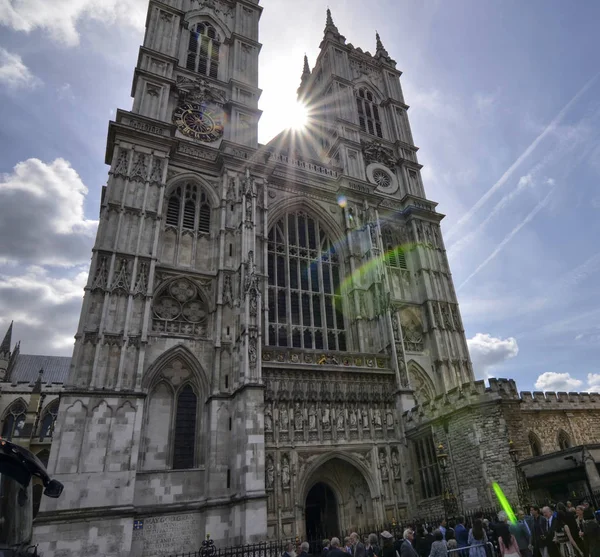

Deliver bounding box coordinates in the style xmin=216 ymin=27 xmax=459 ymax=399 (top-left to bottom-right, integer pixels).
xmin=337 ymin=195 xmax=347 ymax=208
xmin=289 ymin=102 xmax=308 ymax=130
xmin=492 ymin=482 xmax=517 ymax=524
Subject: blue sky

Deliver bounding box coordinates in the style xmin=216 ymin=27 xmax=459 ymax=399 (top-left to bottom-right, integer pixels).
xmin=0 ymin=0 xmax=599 ymax=393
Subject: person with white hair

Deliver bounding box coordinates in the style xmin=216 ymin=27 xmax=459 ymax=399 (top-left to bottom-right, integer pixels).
xmin=401 ymin=528 xmax=419 ymax=557
xmin=351 ymin=532 xmax=367 ymax=557
xmin=329 ymin=538 xmax=350 ymax=557
xmin=298 ymin=541 xmax=310 ymax=557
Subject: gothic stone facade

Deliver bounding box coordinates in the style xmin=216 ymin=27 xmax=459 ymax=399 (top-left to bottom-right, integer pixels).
xmin=29 ymin=0 xmax=488 ymax=555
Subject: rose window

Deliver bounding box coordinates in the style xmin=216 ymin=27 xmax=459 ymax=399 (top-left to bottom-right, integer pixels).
xmin=152 ymin=278 xmax=208 ymax=337
xmin=373 ymin=169 xmax=391 ymax=189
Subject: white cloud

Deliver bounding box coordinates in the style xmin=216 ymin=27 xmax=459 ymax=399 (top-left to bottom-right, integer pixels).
xmin=534 ymin=372 xmax=583 ymax=392
xmin=587 ymin=374 xmax=600 ymax=391
xmin=57 ymin=82 xmax=75 ymax=101
xmin=0 ymin=0 xmax=146 ymax=46
xmin=0 ymin=48 xmax=41 ymax=89
xmin=0 ymin=266 xmax=88 ymax=355
xmin=467 ymin=333 xmax=519 ymax=378
xmin=474 ymin=92 xmax=496 ymax=115
xmin=0 ymin=158 xmax=98 ymax=266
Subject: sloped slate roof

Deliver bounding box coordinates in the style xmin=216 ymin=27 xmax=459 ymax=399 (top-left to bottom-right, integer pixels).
xmin=10 ymin=355 xmax=71 ymax=384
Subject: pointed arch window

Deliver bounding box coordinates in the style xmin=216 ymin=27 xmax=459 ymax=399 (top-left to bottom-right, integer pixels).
xmin=38 ymin=400 xmax=59 ymax=441
xmin=382 ymin=226 xmax=407 ymax=270
xmin=558 ymin=430 xmax=572 ymax=451
xmin=186 ymin=22 xmax=220 ymax=79
xmin=356 ymin=88 xmax=383 ymax=138
xmin=164 ymin=183 xmax=211 ymax=235
xmin=173 ymin=384 xmax=198 ymax=470
xmin=529 ymin=432 xmax=542 ymax=457
xmin=1 ymin=401 xmax=27 ymax=440
xmin=267 ymin=211 xmax=346 ymax=351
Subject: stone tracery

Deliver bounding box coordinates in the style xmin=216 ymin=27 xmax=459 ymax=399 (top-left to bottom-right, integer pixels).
xmin=152 ymin=278 xmax=209 ymax=336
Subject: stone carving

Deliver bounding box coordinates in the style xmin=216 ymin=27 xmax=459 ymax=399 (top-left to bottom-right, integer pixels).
xmin=441 ymin=304 xmax=452 ymax=330
xmin=176 ymin=75 xmax=227 ymax=105
xmin=132 ymin=262 xmax=149 ymax=297
xmin=281 ymin=454 xmax=290 ymax=488
xmin=227 ymin=178 xmax=236 ymax=203
xmin=131 ymin=153 xmax=148 ymax=182
xmin=451 ymin=305 xmax=461 ymax=331
xmin=391 ymin=313 xmax=399 ymax=339
xmin=91 ymin=256 xmax=109 ymax=291
xmin=111 ymin=259 xmax=131 ymax=295
xmin=402 ymin=314 xmax=424 ymax=352
xmin=294 ymin=403 xmax=303 ymax=431
xmin=432 ymin=303 xmax=441 ymax=329
xmin=336 ymin=407 xmax=344 ymax=430
xmin=362 ymin=140 xmax=396 ymax=169
xmin=265 ymin=405 xmax=273 ymax=432
xmin=192 ymin=0 xmax=234 ymax=20
xmin=248 ymin=335 xmax=257 ymax=369
xmin=280 ymin=407 xmax=289 ymax=431
xmin=379 ymin=449 xmax=388 ymax=480
xmin=150 ymin=157 xmax=163 ymax=184
xmin=113 ymin=150 xmax=129 ymax=177
xmin=391 ymin=448 xmax=401 ymax=479
xmin=308 ymin=405 xmax=317 ymax=430
xmin=222 ymin=274 xmax=233 ymax=306
xmin=349 ymin=408 xmax=357 ymax=428
xmin=373 ymin=408 xmax=382 ymax=428
xmin=244 ymin=251 xmax=260 ymax=316
xmin=322 ymin=405 xmax=331 ymax=429
xmin=386 ymin=409 xmax=394 ymax=428
xmin=266 ymin=455 xmax=274 ymax=489
xmin=361 ymin=407 xmax=369 ymax=429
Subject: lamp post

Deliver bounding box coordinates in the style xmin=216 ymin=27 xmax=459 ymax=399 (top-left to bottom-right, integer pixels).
xmin=509 ymin=441 xmax=530 ymax=508
xmin=437 ymin=442 xmax=458 ymax=519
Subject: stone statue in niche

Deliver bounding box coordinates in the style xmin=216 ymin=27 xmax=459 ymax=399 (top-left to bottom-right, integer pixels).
xmin=349 ymin=408 xmax=357 ymax=428
xmin=361 ymin=407 xmax=369 ymax=429
xmin=322 ymin=405 xmax=331 ymax=429
xmin=336 ymin=407 xmax=344 ymax=430
xmin=294 ymin=403 xmax=303 ymax=431
xmin=373 ymin=409 xmax=382 ymax=428
xmin=280 ymin=406 xmax=289 ymax=431
xmin=386 ymin=408 xmax=394 ymax=428
xmin=264 ymin=406 xmax=273 ymax=432
xmin=266 ymin=455 xmax=274 ymax=489
xmin=308 ymin=405 xmax=317 ymax=430
xmin=391 ymin=448 xmax=401 ymax=479
xmin=379 ymin=450 xmax=389 ymax=480
xmin=281 ymin=455 xmax=290 ymax=488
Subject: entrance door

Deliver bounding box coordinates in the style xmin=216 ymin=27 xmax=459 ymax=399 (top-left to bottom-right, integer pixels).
xmin=305 ymin=482 xmax=339 ymax=540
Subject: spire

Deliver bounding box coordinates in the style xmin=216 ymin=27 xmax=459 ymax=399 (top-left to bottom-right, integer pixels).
xmin=297 ymin=54 xmax=312 ymax=100
xmin=326 ymin=8 xmax=335 ymax=28
xmin=374 ymin=30 xmax=394 ymax=65
xmin=376 ymin=31 xmax=384 ymax=52
xmin=302 ymin=54 xmax=310 ymax=78
xmin=323 ymin=7 xmax=340 ymax=35
xmin=0 ymin=321 xmax=12 ymax=355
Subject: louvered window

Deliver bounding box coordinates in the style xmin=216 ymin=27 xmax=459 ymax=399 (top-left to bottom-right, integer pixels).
xmin=173 ymin=385 xmax=197 ymax=470
xmin=186 ymin=22 xmax=220 ymax=80
xmin=164 ymin=183 xmax=211 ymax=235
xmin=267 ymin=211 xmax=346 ymax=351
xmin=356 ymin=88 xmax=383 ymax=138
xmin=382 ymin=226 xmax=407 ymax=270
xmin=414 ymin=436 xmax=442 ymax=499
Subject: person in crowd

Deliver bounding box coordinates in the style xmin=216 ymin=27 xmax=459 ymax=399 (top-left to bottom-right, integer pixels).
xmin=554 ymin=507 xmax=584 ymax=557
xmin=416 ymin=528 xmax=430 ymax=557
xmin=544 ymin=506 xmax=561 ymax=557
xmin=381 ymin=531 xmax=397 ymax=557
xmin=575 ymin=506 xmax=587 ymax=557
xmin=366 ymin=533 xmax=380 ymax=557
xmin=512 ymin=509 xmax=532 ymax=557
xmin=468 ymin=519 xmax=488 ymax=557
xmin=531 ymin=506 xmax=549 ymax=557
xmin=345 ymin=537 xmax=353 ymax=555
xmin=440 ymin=520 xmax=448 ymax=541
xmin=351 ymin=532 xmax=367 ymax=557
xmin=297 ymin=542 xmax=310 ymax=557
xmin=322 ymin=540 xmax=331 ymax=557
xmin=330 ymin=538 xmax=352 ymax=557
xmin=446 ymin=522 xmax=457 ymax=551
xmin=430 ymin=529 xmax=448 ymax=557
xmin=402 ymin=529 xmax=419 ymax=557
xmin=456 ymin=517 xmax=469 ymax=552
xmin=283 ymin=542 xmax=297 ymax=557
xmin=496 ymin=521 xmax=521 ymax=557
xmin=583 ymin=508 xmax=600 ymax=557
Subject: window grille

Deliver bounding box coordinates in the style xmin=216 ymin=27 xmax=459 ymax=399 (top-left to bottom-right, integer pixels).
xmin=38 ymin=400 xmax=59 ymax=441
xmin=164 ymin=184 xmax=211 ymax=235
xmin=267 ymin=211 xmax=346 ymax=351
xmin=414 ymin=436 xmax=442 ymax=499
xmin=186 ymin=22 xmax=220 ymax=79
xmin=382 ymin=226 xmax=407 ymax=269
xmin=1 ymin=401 xmax=27 ymax=440
xmin=173 ymin=384 xmax=197 ymax=469
xmin=356 ymin=88 xmax=383 ymax=138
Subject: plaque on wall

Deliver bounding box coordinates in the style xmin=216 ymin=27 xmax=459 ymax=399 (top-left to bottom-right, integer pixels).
xmin=131 ymin=513 xmax=202 ymax=557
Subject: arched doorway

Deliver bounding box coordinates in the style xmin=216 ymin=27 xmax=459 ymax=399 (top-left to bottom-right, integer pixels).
xmin=305 ymin=482 xmax=339 ymax=540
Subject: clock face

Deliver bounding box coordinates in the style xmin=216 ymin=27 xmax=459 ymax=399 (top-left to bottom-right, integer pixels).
xmin=173 ymin=102 xmax=225 ymax=143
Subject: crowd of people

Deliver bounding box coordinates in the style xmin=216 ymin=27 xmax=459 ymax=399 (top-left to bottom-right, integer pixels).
xmin=283 ymin=501 xmax=600 ymax=557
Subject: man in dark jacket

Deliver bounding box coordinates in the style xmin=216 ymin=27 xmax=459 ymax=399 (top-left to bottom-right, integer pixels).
xmin=328 ymin=538 xmax=351 ymax=557
xmin=351 ymin=532 xmax=366 ymax=557
xmin=297 ymin=542 xmax=310 ymax=557
xmin=401 ymin=529 xmax=419 ymax=557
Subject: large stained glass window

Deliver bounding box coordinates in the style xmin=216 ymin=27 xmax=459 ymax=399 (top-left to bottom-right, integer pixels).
xmin=267 ymin=211 xmax=346 ymax=351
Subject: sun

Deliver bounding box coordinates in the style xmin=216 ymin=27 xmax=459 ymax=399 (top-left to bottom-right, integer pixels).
xmin=288 ymin=101 xmax=308 ymax=130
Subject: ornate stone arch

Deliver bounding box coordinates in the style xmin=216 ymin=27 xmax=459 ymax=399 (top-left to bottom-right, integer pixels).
xmin=407 ymin=360 xmax=436 ymax=403
xmin=353 ymin=78 xmax=385 ymax=104
xmin=557 ymin=429 xmax=572 ymax=451
xmin=401 ymin=308 xmax=425 ymax=353
xmin=1 ymin=398 xmax=27 ymax=440
xmin=183 ymin=11 xmax=232 ymax=40
xmin=165 ymin=173 xmax=220 ymax=209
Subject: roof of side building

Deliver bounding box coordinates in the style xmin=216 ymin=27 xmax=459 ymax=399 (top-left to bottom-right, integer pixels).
xmin=10 ymin=354 xmax=71 ymax=384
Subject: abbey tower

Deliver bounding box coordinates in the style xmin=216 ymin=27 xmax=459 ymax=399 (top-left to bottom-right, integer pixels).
xmin=32 ymin=1 xmax=474 ymax=555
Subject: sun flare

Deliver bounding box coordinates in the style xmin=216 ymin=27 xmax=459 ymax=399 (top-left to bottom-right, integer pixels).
xmin=288 ymin=101 xmax=308 ymax=130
